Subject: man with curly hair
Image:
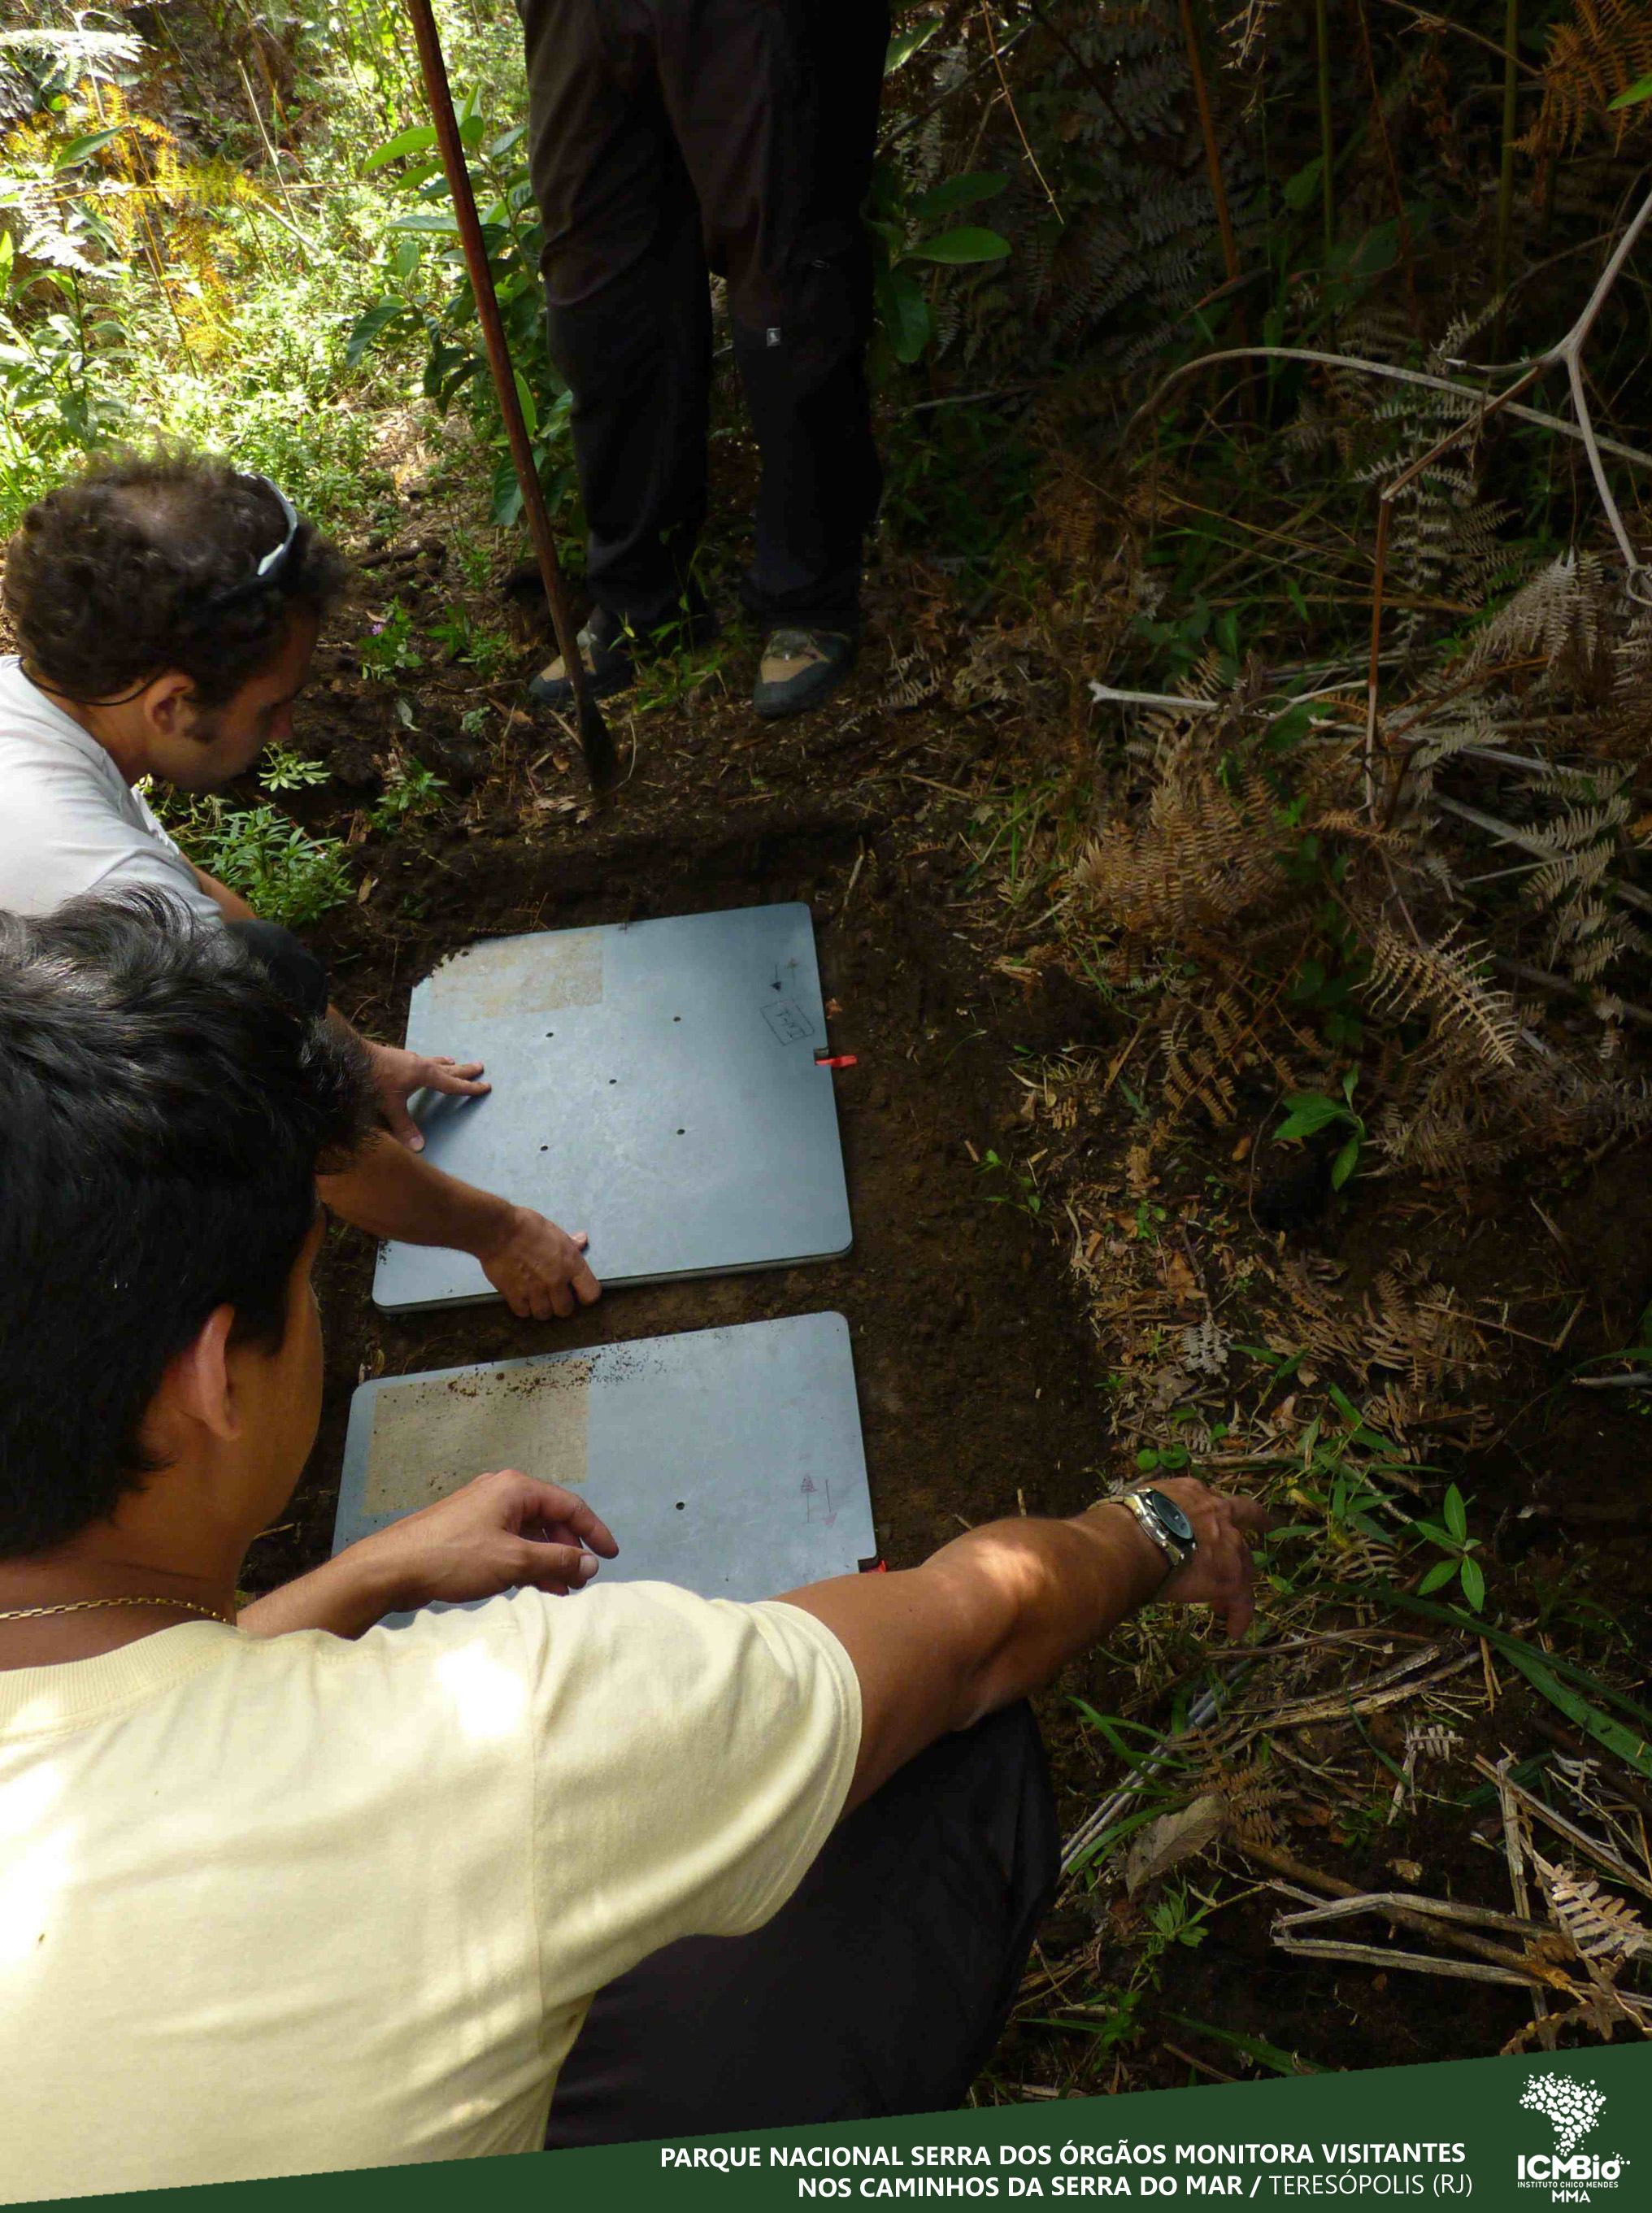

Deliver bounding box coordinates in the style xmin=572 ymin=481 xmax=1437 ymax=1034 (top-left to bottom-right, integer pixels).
xmin=0 ymin=451 xmax=600 ymax=1321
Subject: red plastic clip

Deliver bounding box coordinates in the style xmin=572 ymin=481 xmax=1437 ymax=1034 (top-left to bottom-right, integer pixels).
xmin=815 ymin=1054 xmax=859 ymax=1069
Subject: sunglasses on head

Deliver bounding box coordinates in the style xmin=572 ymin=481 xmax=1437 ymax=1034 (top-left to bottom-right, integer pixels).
xmin=207 ymin=476 xmax=301 ymax=611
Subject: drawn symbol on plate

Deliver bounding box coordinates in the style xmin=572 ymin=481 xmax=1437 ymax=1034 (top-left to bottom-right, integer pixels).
xmin=763 ymin=998 xmax=815 ymax=1047
xmin=823 ymin=1481 xmax=837 ymax=1528
xmin=801 ymin=1473 xmax=816 ymax=1521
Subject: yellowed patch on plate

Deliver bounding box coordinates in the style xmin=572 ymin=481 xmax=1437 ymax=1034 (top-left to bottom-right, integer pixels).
xmin=363 ymin=1357 xmax=594 ymax=1515
xmin=424 ymin=931 xmax=603 ymax=1021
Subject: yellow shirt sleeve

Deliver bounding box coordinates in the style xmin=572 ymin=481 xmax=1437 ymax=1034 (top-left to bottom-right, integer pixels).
xmin=508 ymin=1582 xmax=862 ymax=2011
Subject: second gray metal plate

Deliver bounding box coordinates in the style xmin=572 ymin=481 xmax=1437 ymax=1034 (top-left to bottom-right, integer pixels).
xmin=333 ymin=1313 xmax=875 ymax=1609
xmin=374 ymin=903 xmax=850 ymax=1313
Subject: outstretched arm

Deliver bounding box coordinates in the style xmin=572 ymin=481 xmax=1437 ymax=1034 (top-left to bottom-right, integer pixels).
xmin=779 ymin=1479 xmax=1268 ymax=1812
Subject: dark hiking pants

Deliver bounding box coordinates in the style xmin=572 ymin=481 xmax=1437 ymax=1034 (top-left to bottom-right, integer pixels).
xmin=544 ymin=1701 xmax=1059 ymax=2143
xmin=515 ymin=0 xmax=889 ymax=635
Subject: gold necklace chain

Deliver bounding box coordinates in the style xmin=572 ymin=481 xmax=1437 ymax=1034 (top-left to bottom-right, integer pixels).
xmin=0 ymin=1595 xmax=234 ymax=1627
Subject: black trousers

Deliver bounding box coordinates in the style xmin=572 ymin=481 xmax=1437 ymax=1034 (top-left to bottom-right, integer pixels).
xmin=516 ymin=0 xmax=889 ymax=633
xmin=544 ymin=1702 xmax=1059 ymax=2145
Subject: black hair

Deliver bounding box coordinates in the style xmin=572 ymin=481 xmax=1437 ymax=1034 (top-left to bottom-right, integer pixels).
xmin=2 ymin=448 xmax=351 ymax=711
xmin=0 ymin=892 xmax=375 ymax=1555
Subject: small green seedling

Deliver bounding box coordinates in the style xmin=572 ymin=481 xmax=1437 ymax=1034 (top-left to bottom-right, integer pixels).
xmin=259 ymin=746 xmax=330 ymax=793
xmin=369 ymin=757 xmax=448 ymax=832
xmin=359 ymin=604 xmax=421 ymax=682
xmin=977 ymin=1147 xmax=1042 ymax=1217
xmin=1274 ymin=1068 xmax=1365 ymax=1190
xmin=1412 ymin=1484 xmax=1485 ymax=1613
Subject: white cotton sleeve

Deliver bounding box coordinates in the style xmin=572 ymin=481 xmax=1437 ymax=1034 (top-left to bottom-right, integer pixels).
xmin=509 ymin=1582 xmax=862 ymax=2010
xmin=83 ymin=838 xmax=225 ymax=924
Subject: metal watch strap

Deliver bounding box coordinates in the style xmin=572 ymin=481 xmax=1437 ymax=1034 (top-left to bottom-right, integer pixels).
xmin=1119 ymin=1490 xmax=1185 ymax=1579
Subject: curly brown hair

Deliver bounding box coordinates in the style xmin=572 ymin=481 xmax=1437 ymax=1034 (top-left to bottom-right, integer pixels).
xmin=2 ymin=450 xmax=352 ymax=709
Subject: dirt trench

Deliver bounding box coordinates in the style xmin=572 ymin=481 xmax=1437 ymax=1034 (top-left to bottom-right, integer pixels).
xmin=257 ymin=806 xmax=1115 ymax=1613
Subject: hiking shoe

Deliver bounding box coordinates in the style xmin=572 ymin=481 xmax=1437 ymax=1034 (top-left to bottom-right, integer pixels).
xmin=526 ymin=606 xmax=635 ymax=709
xmin=753 ymin=628 xmax=856 ymax=720
xmin=527 ymin=602 xmax=721 ymax=711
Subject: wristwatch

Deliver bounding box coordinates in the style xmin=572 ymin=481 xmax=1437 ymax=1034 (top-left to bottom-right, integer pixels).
xmin=1117 ymin=1487 xmax=1198 ymax=1579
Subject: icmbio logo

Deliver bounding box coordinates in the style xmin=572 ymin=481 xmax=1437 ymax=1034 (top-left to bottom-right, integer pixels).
xmin=1517 ymin=2073 xmax=1628 ymax=2202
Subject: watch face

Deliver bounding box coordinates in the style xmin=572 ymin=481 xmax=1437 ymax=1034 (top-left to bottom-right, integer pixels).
xmin=1141 ymin=1488 xmax=1194 ymax=1544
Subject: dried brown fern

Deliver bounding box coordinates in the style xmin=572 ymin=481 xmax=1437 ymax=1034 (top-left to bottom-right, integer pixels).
xmin=1362 ymin=922 xmax=1524 ymax=1072
xmin=1271 ymin=1252 xmax=1485 ymax=1398
xmin=1534 ymin=1857 xmax=1652 ymax=1966
xmin=1076 ymin=755 xmax=1297 ymax=937
xmin=1527 ymin=0 xmax=1652 ymax=158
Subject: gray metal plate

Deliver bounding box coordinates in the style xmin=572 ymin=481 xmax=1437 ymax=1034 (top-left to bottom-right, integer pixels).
xmin=373 ymin=903 xmax=850 ymax=1313
xmin=333 ymin=1314 xmax=874 ymax=1615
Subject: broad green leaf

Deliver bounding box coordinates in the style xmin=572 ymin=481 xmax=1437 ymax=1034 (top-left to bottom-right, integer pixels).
xmin=388 ymin=211 xmax=461 ymax=235
xmin=513 ymin=367 xmax=537 ymax=439
xmin=1274 ymin=1093 xmax=1345 ymax=1141
xmin=1459 ymin=1557 xmax=1485 ymax=1613
xmin=1330 ymin=1134 xmax=1360 ymax=1189
xmin=1417 ymin=1560 xmax=1458 ymax=1594
xmin=1497 ymin=1641 xmax=1652 ymax=1780
xmin=491 ymin=453 xmax=524 ymax=528
xmin=904 ymin=225 xmax=1012 ymax=266
xmin=1283 ymin=156 xmax=1324 ymax=213
xmin=55 ymin=125 xmax=127 ymax=170
xmin=877 ymin=265 xmax=931 ymax=362
xmin=458 ymin=113 xmax=485 ymax=150
xmin=1345 ymin=222 xmax=1399 ymax=280
xmin=908 ymin=172 xmax=1006 ymax=224
xmin=1609 ymin=72 xmax=1652 ymax=109
xmin=1444 ymin=1484 xmax=1467 ymax=1543
xmin=885 ymin=17 xmax=941 ymax=73
xmin=344 ymin=298 xmax=411 ymax=367
xmin=363 ymin=122 xmax=438 ymax=174
xmin=486 ymin=124 xmax=528 ymax=161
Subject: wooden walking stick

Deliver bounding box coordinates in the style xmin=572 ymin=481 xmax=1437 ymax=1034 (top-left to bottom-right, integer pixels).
xmin=403 ymin=0 xmax=619 ymax=793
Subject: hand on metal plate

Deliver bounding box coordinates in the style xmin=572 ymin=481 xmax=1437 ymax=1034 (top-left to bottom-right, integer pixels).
xmin=358 ymin=1470 xmax=619 ymax=1606
xmin=479 ymin=1204 xmax=602 ymax=1320
xmin=369 ymin=1041 xmax=491 ymax=1150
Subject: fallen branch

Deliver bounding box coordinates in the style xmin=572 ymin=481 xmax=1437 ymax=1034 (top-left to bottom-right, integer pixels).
xmin=1234 ymin=1837 xmax=1578 ymax=1989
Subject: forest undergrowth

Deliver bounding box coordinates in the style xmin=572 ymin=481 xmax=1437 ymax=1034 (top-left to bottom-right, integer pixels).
xmin=5 ymin=0 xmax=1652 ymax=2090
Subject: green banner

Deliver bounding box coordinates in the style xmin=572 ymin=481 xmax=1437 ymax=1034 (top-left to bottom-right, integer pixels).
xmin=32 ymin=2045 xmax=1649 ymax=2213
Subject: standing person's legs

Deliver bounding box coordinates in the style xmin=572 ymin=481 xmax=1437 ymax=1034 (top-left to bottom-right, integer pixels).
xmin=517 ymin=0 xmax=714 ymax=650
xmin=654 ymin=0 xmax=889 ymax=710
xmin=544 ymin=1702 xmax=1059 ymax=2145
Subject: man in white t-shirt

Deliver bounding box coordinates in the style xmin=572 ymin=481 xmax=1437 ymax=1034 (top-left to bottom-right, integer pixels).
xmin=0 ymin=893 xmax=1266 ymax=2196
xmin=0 ymin=451 xmax=599 ymax=1322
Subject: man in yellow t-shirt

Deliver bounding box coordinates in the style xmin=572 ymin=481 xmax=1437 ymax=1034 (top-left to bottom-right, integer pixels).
xmin=0 ymin=893 xmax=1267 ymax=2198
